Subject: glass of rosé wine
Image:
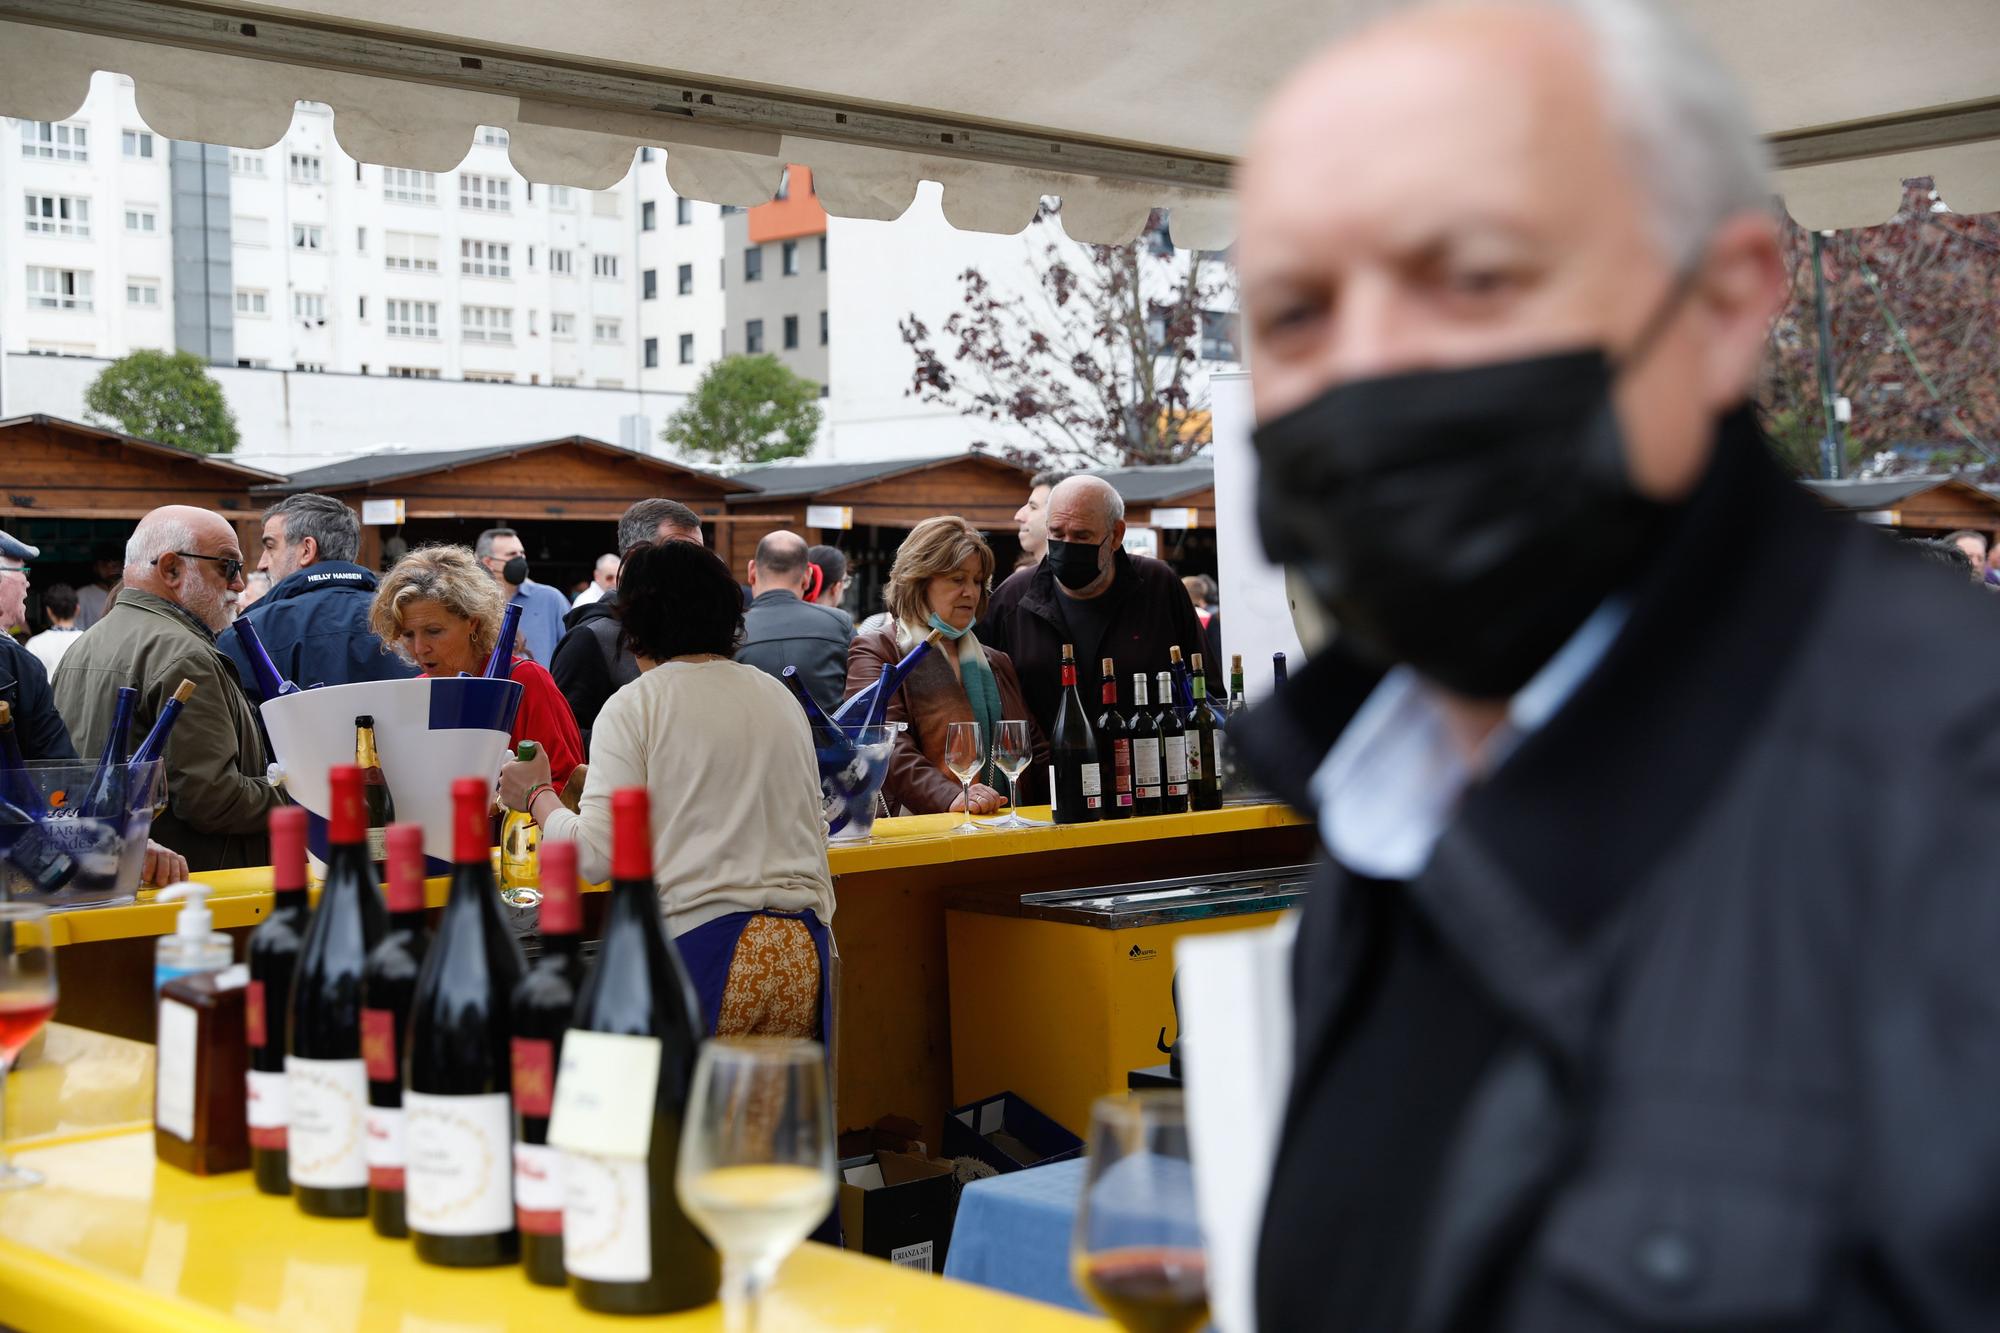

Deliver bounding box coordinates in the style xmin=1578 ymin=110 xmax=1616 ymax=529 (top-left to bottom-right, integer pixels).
xmin=0 ymin=903 xmax=57 ymax=1188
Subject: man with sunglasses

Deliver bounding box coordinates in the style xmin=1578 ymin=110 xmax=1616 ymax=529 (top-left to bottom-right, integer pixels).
xmin=54 ymin=506 xmax=281 ymax=872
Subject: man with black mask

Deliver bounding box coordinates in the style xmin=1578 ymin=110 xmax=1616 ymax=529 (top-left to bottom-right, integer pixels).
xmin=1230 ymin=2 xmax=2000 ymax=1330
xmin=475 ymin=527 xmax=569 ymax=668
xmin=983 ymin=475 xmax=1210 ymax=741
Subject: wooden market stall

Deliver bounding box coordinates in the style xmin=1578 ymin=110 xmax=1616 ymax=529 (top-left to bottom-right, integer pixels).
xmin=1800 ymin=475 xmax=2000 ymax=536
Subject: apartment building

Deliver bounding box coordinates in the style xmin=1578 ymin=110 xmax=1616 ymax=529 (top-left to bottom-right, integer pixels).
xmin=720 ymin=166 xmax=830 ymax=391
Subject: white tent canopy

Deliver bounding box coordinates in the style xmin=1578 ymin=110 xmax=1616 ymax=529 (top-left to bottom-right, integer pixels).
xmin=0 ymin=0 xmax=1995 ymax=243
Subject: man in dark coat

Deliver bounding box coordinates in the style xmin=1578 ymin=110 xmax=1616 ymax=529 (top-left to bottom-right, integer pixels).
xmin=1228 ymin=3 xmax=2000 ymax=1331
xmin=0 ymin=529 xmax=74 ymax=761
xmin=735 ymin=530 xmax=854 ymax=713
xmin=220 ymin=493 xmax=416 ymax=702
xmin=983 ymin=475 xmax=1212 ymax=738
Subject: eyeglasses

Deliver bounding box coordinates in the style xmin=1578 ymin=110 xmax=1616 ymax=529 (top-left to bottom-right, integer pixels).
xmin=155 ymin=552 xmax=246 ymax=583
xmin=0 ymin=563 xmax=26 ymax=578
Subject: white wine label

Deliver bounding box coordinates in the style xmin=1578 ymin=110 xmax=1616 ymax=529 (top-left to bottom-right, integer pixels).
xmin=155 ymin=998 xmax=198 ymax=1142
xmin=287 ymin=1056 xmax=370 ymax=1189
xmin=405 ymin=1091 xmax=514 ymax=1235
xmin=548 ymin=1030 xmax=663 ymax=1160
xmin=365 ymin=1106 xmax=406 ymax=1190
xmin=890 ymin=1240 xmax=934 ymax=1272
xmin=562 ymin=1151 xmax=652 ymax=1283
xmin=1164 ymin=736 xmax=1189 ymax=793
xmin=365 ymin=827 xmax=390 ymax=863
xmin=514 ymin=1143 xmax=564 ymax=1236
xmin=1079 ymin=761 xmax=1102 ymax=800
xmin=246 ymin=1068 xmax=289 ymax=1149
xmin=1134 ymin=739 xmax=1162 ymax=794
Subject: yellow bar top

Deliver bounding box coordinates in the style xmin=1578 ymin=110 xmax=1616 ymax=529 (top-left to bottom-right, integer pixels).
xmin=0 ymin=1127 xmax=1106 ymax=1332
xmin=4 ymin=1024 xmax=155 ymax=1144
xmin=42 ymin=803 xmax=1307 ymax=948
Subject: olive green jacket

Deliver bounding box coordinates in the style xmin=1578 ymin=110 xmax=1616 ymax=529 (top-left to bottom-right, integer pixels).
xmin=53 ymin=589 xmax=278 ymax=872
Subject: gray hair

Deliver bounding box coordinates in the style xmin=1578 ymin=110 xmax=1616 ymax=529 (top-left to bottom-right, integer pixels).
xmin=124 ymin=515 xmax=198 ymax=575
xmin=617 ymin=498 xmax=702 ymax=553
xmin=474 ymin=527 xmax=518 ymax=560
xmin=264 ymin=492 xmax=360 ymax=563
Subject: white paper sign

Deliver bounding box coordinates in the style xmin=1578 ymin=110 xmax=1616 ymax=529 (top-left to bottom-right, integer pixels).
xmin=806 ymin=504 xmax=853 ymax=531
xmin=1150 ymin=507 xmax=1200 ymax=530
xmin=155 ymin=999 xmax=198 ymax=1141
xmin=361 ymin=498 xmax=406 ymax=525
xmin=546 ymin=1030 xmax=662 ymax=1160
xmin=1122 ymin=526 xmax=1159 ymax=559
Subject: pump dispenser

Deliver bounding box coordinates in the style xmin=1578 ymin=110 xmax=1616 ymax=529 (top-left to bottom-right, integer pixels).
xmin=156 ymin=883 xmax=234 ymax=993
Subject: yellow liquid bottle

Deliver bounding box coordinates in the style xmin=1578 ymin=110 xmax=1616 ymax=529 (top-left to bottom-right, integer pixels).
xmin=499 ymin=741 xmax=541 ymax=903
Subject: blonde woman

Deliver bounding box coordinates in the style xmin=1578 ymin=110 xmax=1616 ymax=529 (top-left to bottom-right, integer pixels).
xmin=845 ymin=516 xmax=1048 ymax=815
xmin=369 ymin=545 xmax=583 ymax=786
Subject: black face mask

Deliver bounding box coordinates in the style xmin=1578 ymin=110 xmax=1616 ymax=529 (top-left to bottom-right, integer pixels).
xmin=1251 ymin=277 xmax=1696 ymax=700
xmin=1046 ymin=537 xmax=1109 ymax=592
xmin=501 ymin=556 xmax=529 ymax=586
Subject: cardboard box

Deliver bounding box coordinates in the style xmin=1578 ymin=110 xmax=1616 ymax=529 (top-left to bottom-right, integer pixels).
xmin=839 ymin=1150 xmax=958 ymax=1273
xmin=943 ymin=1091 xmax=1084 ymax=1175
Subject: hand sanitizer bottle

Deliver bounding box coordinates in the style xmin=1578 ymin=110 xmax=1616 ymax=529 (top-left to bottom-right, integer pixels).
xmin=156 ymin=883 xmax=234 ymax=994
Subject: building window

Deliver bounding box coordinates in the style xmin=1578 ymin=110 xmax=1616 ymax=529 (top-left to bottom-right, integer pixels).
xmin=464 ymin=370 xmax=516 ymax=383
xmin=783 ymin=314 xmax=799 ymax=350
xmin=676 ymin=197 xmax=692 ymax=226
xmin=462 ymin=305 xmax=514 ymax=343
xmin=293 ymin=223 xmax=326 ymax=250
xmin=477 ymin=127 xmax=509 ymax=147
xmin=233 ymin=287 xmax=268 ymax=316
xmin=293 ymin=292 xmax=325 ymax=322
xmin=550 ymin=185 xmax=575 ymax=209
xmin=643 ymin=337 xmax=659 ymax=369
xmin=678 ymin=333 xmax=695 ymax=364
xmin=549 ymin=249 xmax=573 ymax=276
xmin=124 ymin=206 xmax=158 ymax=234
xmin=639 ymin=146 xmax=656 ymax=163
xmin=592 ymin=253 xmax=619 ymax=279
xmin=552 ymin=375 xmax=579 ymax=387
xmin=388 ymin=366 xmax=441 ymax=379
xmin=775 ymin=167 xmax=790 ymax=201
xmin=233 ymin=215 xmax=270 ymax=247
xmin=289 ymin=152 xmax=322 ymax=183
xmin=459 ymin=173 xmax=512 ymax=213
xmin=818 ymin=235 xmax=828 ymax=271
xmin=595 ymin=379 xmax=625 ymax=389
xmin=593 ymin=318 xmax=622 ymax=344
xmin=460 ymin=239 xmax=512 ymax=278
xmin=384 ymin=231 xmax=440 ymax=272
xmin=385 ymin=299 xmax=439 ymax=338
xmin=641 ymin=200 xmax=656 ymax=231
xmin=295 ymin=362 xmax=326 ymax=373
xmin=592 ymin=191 xmax=621 ymax=219
xmin=551 ymin=312 xmax=576 ymax=339
xmin=236 ymin=359 xmax=272 ymax=369
xmin=1199 ymin=309 xmax=1241 ymax=362
xmin=744 ymin=247 xmax=763 ymax=282
xmin=358 ymin=296 xmax=367 ymax=319
xmin=122 ymin=130 xmax=152 ymax=160
xmin=126 ymin=279 xmax=161 ymax=307
xmin=23 ymin=194 xmax=89 ymax=237
xmin=22 ymin=122 xmax=88 ymax=162
xmin=676 ymin=263 xmax=693 ymax=296
xmin=819 ymin=309 xmax=828 ymax=346
xmin=642 ymin=269 xmax=658 ymax=300
xmin=230 ymin=151 xmax=264 ymax=177
xmin=745 ymin=319 xmax=764 ymax=354
xmin=782 ymin=240 xmax=798 ymax=276
xmin=356 ymin=226 xmax=366 ymax=252
xmin=383 ymin=168 xmax=437 ymax=205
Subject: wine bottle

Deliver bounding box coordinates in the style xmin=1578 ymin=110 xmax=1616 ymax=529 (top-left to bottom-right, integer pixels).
xmin=1272 ymin=652 xmax=1289 ymax=689
xmin=1187 ymin=654 xmax=1223 ymax=813
xmin=559 ymin=788 xmax=718 ymax=1312
xmin=510 ymin=839 xmax=587 ymax=1287
xmin=1168 ymin=645 xmax=1196 ymax=719
xmin=484 ymin=603 xmax=524 ymax=677
xmin=361 ymin=822 xmax=430 ymax=1239
xmin=1095 ymin=658 xmax=1133 ymax=820
xmin=780 ymin=668 xmax=857 ymax=764
xmin=247 ymin=804 xmax=311 ymax=1195
xmin=829 ymin=631 xmax=940 ymax=730
xmin=231 ymin=618 xmax=301 ymax=702
xmin=0 ymin=701 xmax=43 ymax=815
xmin=1156 ymin=671 xmax=1189 ymax=815
xmin=354 ymin=716 xmax=394 ymax=864
xmin=1129 ymin=673 xmax=1163 ymax=818
xmin=1229 ymin=655 xmax=1247 ymax=714
xmin=858 ymin=661 xmax=897 ymax=732
xmin=76 ymin=686 xmax=138 ymax=820
xmin=405 ymin=776 xmax=527 ymax=1267
xmin=499 ymin=742 xmax=543 ymax=902
xmin=1049 ymin=644 xmax=1101 ymax=825
xmin=131 ymin=678 xmax=197 ymax=766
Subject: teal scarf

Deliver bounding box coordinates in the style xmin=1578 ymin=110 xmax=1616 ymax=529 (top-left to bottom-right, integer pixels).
xmin=927 ymin=615 xmax=1003 ymax=786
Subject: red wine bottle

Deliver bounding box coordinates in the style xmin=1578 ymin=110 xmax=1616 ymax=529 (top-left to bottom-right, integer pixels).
xmin=1129 ymin=673 xmax=1163 ymax=817
xmin=561 ymin=788 xmax=718 ymax=1313
xmin=404 ymin=776 xmax=526 ymax=1266
xmin=361 ymin=822 xmax=431 ymax=1239
xmin=510 ymin=838 xmax=587 ymax=1287
xmin=1156 ymin=671 xmax=1189 ymax=815
xmin=1049 ymin=643 xmax=1101 ymax=825
xmin=247 ymin=804 xmax=310 ymax=1195
xmin=1096 ymin=658 xmax=1133 ymax=820
xmin=1187 ymin=653 xmax=1222 ymax=813
xmin=288 ymin=765 xmax=388 ymax=1217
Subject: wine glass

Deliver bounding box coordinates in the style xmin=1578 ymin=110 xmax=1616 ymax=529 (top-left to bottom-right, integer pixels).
xmin=678 ymin=1039 xmax=837 ymax=1333
xmin=0 ymin=904 xmax=59 ymax=1189
xmin=943 ymin=721 xmax=986 ymax=833
xmin=981 ymin=719 xmax=1049 ymax=829
xmin=1072 ymin=1092 xmax=1208 ymax=1333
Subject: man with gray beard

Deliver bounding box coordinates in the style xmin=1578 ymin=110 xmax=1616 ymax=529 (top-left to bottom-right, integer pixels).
xmin=55 ymin=505 xmax=280 ymax=871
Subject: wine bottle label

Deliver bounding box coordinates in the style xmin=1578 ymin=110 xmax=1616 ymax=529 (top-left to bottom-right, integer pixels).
xmin=1134 ymin=739 xmax=1162 ymax=795
xmin=1185 ymin=732 xmax=1204 ymax=784
xmin=1080 ymin=761 xmax=1102 ymax=808
xmin=246 ymin=1068 xmax=289 ymax=1148
xmin=547 ymin=1030 xmax=663 ymax=1159
xmin=366 ymin=1106 xmax=406 ymax=1189
xmin=1165 ymin=736 xmax=1189 ymax=794
xmin=155 ymin=997 xmax=198 ymax=1142
xmin=405 ymin=1091 xmax=515 ymax=1236
xmin=510 ymin=1037 xmax=556 ymax=1118
xmin=514 ymin=1143 xmax=564 ymax=1236
xmin=561 ymin=1151 xmax=652 ymax=1283
xmin=360 ymin=1008 xmax=397 ymax=1083
xmin=287 ymin=1056 xmax=370 ymax=1189
xmin=1111 ymin=740 xmax=1133 ymax=804
xmin=245 ymin=979 xmax=268 ymax=1050
xmin=365 ymin=827 xmax=390 ymax=863
xmin=1047 ymin=765 xmax=1058 ymax=812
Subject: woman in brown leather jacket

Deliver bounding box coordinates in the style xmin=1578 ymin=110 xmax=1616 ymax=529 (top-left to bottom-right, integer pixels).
xmin=845 ymin=516 xmax=1049 ymax=816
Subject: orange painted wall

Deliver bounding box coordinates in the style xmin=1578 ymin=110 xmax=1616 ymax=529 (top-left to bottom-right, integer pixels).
xmin=747 ymin=165 xmax=829 ymax=244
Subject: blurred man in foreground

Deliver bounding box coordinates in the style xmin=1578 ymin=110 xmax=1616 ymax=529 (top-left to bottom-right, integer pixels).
xmin=1232 ymin=0 xmax=2000 ymax=1327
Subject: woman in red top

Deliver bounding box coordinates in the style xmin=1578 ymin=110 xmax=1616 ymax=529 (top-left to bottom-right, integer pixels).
xmin=368 ymin=544 xmax=583 ymax=785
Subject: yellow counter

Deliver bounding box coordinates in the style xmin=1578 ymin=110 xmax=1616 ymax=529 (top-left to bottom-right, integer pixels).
xmin=0 ymin=1127 xmax=1105 ymax=1332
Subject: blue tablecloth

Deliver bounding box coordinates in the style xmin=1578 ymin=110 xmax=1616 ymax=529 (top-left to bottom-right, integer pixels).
xmin=943 ymin=1157 xmax=1091 ymax=1313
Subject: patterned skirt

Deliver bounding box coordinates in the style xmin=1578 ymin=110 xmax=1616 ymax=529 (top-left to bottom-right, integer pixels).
xmin=674 ymin=908 xmax=832 ymax=1041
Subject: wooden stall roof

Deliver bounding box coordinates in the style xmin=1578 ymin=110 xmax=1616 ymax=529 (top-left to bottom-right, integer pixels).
xmin=720 ymin=452 xmax=1035 ymax=568
xmin=1093 ymin=461 xmax=1215 ymax=527
xmin=0 ymin=414 xmax=281 ymax=520
xmin=1801 ymin=475 xmax=2000 ymax=533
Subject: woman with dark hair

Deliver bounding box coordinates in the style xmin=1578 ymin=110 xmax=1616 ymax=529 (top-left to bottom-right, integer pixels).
xmin=497 ymin=540 xmax=834 ymax=1038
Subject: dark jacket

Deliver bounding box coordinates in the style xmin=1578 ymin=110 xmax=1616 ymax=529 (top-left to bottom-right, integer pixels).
xmin=550 ymin=595 xmax=638 ymax=752
xmin=845 ymin=624 xmax=1049 ymax=814
xmin=53 ymin=589 xmax=279 ymax=872
xmin=1242 ymin=418 xmax=2000 ymax=1332
xmin=982 ymin=549 xmax=1215 ymax=739
xmin=219 ymin=560 xmax=416 ymax=704
xmin=736 ymin=589 xmax=854 ymax=712
xmin=0 ymin=634 xmax=77 ymax=761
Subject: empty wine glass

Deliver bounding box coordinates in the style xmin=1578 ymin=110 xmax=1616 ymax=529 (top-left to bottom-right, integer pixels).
xmin=1072 ymin=1092 xmax=1208 ymax=1333
xmin=943 ymin=721 xmax=986 ymax=833
xmin=982 ymin=719 xmax=1049 ymax=829
xmin=678 ymin=1039 xmax=837 ymax=1333
xmin=0 ymin=904 xmax=59 ymax=1189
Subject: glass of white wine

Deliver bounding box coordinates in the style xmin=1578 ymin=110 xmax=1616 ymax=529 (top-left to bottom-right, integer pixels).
xmin=678 ymin=1038 xmax=837 ymax=1333
xmin=943 ymin=720 xmax=986 ymax=833
xmin=982 ymin=719 xmax=1049 ymax=828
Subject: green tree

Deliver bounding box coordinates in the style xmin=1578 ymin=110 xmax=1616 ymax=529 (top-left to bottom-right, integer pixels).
xmin=83 ymin=349 xmax=241 ymax=455
xmin=662 ymin=354 xmax=822 ymax=465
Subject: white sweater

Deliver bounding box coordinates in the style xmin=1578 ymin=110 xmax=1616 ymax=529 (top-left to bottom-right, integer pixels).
xmin=541 ymin=659 xmax=835 ymax=935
